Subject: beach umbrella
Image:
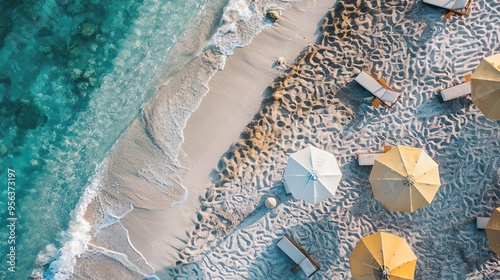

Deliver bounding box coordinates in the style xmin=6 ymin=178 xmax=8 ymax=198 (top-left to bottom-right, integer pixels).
xmin=471 ymin=53 xmax=500 ymax=120
xmin=369 ymin=145 xmax=441 ymax=213
xmin=350 ymin=232 xmax=417 ymax=280
xmin=486 ymin=207 xmax=500 ymax=255
xmin=283 ymin=144 xmax=342 ymax=204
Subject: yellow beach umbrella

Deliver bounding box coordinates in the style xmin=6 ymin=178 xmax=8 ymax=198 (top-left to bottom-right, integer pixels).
xmin=486 ymin=207 xmax=500 ymax=255
xmin=471 ymin=53 xmax=500 ymax=120
xmin=369 ymin=145 xmax=441 ymax=213
xmin=350 ymin=232 xmax=417 ymax=280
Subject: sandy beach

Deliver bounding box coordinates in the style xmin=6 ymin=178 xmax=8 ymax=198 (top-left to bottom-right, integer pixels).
xmin=60 ymin=0 xmax=500 ymax=278
xmin=65 ymin=0 xmax=338 ymax=278
xmin=163 ymin=0 xmax=500 ymax=279
xmin=124 ymin=0 xmax=338 ymax=276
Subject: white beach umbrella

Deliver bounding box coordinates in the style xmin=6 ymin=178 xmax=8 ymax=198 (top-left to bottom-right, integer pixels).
xmin=284 ymin=145 xmax=342 ymax=204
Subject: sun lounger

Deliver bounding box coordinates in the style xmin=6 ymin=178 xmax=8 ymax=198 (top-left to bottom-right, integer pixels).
xmin=277 ymin=235 xmax=320 ymax=278
xmin=355 ymin=71 xmax=401 ymax=108
xmin=477 ymin=217 xmax=490 ymax=229
xmin=424 ymin=0 xmax=468 ymax=10
xmin=357 ymin=146 xmax=392 ymax=166
xmin=284 ymin=182 xmax=291 ymax=194
xmin=440 ymin=74 xmax=471 ymax=101
xmin=424 ymin=0 xmax=472 ymax=18
xmin=358 ymin=153 xmax=385 ymax=166
xmin=440 ymin=81 xmax=471 ymax=101
xmin=450 ymin=0 xmax=472 ymax=16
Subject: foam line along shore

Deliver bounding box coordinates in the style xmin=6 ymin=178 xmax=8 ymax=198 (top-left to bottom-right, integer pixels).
xmin=33 ymin=0 xmax=334 ymax=278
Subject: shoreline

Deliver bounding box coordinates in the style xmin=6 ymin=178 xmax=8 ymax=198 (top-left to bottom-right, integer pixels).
xmin=181 ymin=0 xmax=336 ymax=193
xmin=68 ymin=0 xmax=338 ymax=278
xmin=125 ymin=0 xmax=336 ymax=275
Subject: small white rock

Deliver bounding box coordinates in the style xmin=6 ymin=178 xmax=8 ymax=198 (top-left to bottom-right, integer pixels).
xmin=265 ymin=197 xmax=277 ymax=209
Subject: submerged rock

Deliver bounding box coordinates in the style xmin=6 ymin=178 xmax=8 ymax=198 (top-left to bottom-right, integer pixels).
xmin=14 ymin=99 xmax=47 ymax=130
xmin=70 ymin=68 xmax=82 ymax=81
xmin=21 ymin=6 xmax=40 ymax=22
xmin=79 ymin=21 xmax=98 ymax=38
xmin=56 ymin=0 xmax=69 ymax=5
xmin=0 ymin=143 xmax=7 ymax=156
xmin=76 ymin=81 xmax=89 ymax=91
xmin=39 ymin=45 xmax=53 ymax=54
xmin=0 ymin=15 xmax=14 ymax=48
xmin=52 ymin=39 xmax=68 ymax=53
xmin=66 ymin=2 xmax=85 ymax=15
xmin=88 ymin=77 xmax=97 ymax=86
xmin=37 ymin=26 xmax=53 ymax=37
xmin=0 ymin=76 xmax=11 ymax=87
xmin=69 ymin=43 xmax=82 ymax=58
xmin=83 ymin=68 xmax=95 ymax=79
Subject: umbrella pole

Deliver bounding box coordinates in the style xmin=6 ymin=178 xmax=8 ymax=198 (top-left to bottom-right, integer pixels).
xmin=380 ymin=267 xmax=389 ymax=279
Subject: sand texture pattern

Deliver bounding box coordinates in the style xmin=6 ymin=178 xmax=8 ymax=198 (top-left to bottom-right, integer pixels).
xmin=164 ymin=0 xmax=500 ymax=279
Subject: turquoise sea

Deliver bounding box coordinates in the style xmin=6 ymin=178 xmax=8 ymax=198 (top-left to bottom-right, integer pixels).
xmin=0 ymin=0 xmax=252 ymax=278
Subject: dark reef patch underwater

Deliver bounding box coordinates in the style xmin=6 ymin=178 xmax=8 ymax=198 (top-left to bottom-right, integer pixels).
xmin=0 ymin=0 xmax=144 ymax=278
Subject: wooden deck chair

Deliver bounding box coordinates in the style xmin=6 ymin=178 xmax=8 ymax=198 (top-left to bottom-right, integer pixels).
xmin=277 ymin=235 xmax=321 ymax=278
xmin=423 ymin=0 xmax=474 ymax=19
xmin=371 ymin=98 xmax=382 ymax=108
xmin=355 ymin=71 xmax=401 ymax=108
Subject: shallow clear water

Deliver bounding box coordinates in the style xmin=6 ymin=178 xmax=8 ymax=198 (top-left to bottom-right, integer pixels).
xmin=0 ymin=0 xmax=208 ymax=278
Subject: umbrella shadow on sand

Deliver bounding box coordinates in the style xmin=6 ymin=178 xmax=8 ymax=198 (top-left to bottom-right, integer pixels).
xmin=242 ymin=211 xmax=344 ymax=279
xmin=416 ymin=92 xmax=473 ymax=119
xmin=222 ymin=180 xmax=296 ymax=236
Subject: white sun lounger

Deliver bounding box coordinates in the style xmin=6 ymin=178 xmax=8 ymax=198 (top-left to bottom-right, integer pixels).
xmin=477 ymin=217 xmax=490 ymax=229
xmin=277 ymin=235 xmax=320 ymax=278
xmin=424 ymin=0 xmax=469 ymax=10
xmin=424 ymin=0 xmax=472 ymax=19
xmin=355 ymin=71 xmax=401 ymax=108
xmin=358 ymin=153 xmax=385 ymax=166
xmin=357 ymin=146 xmax=392 ymax=166
xmin=440 ymin=81 xmax=471 ymax=101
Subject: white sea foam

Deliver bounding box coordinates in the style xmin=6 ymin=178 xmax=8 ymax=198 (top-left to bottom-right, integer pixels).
xmin=27 ymin=0 xmax=212 ymax=278
xmin=87 ymin=244 xmax=159 ymax=280
xmin=39 ymin=0 xmax=312 ymax=278
xmin=41 ymin=163 xmax=104 ymax=280
xmin=94 ymin=204 xmax=134 ymax=233
xmin=208 ymin=0 xmax=281 ymax=55
xmin=224 ymin=0 xmax=252 ymax=21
